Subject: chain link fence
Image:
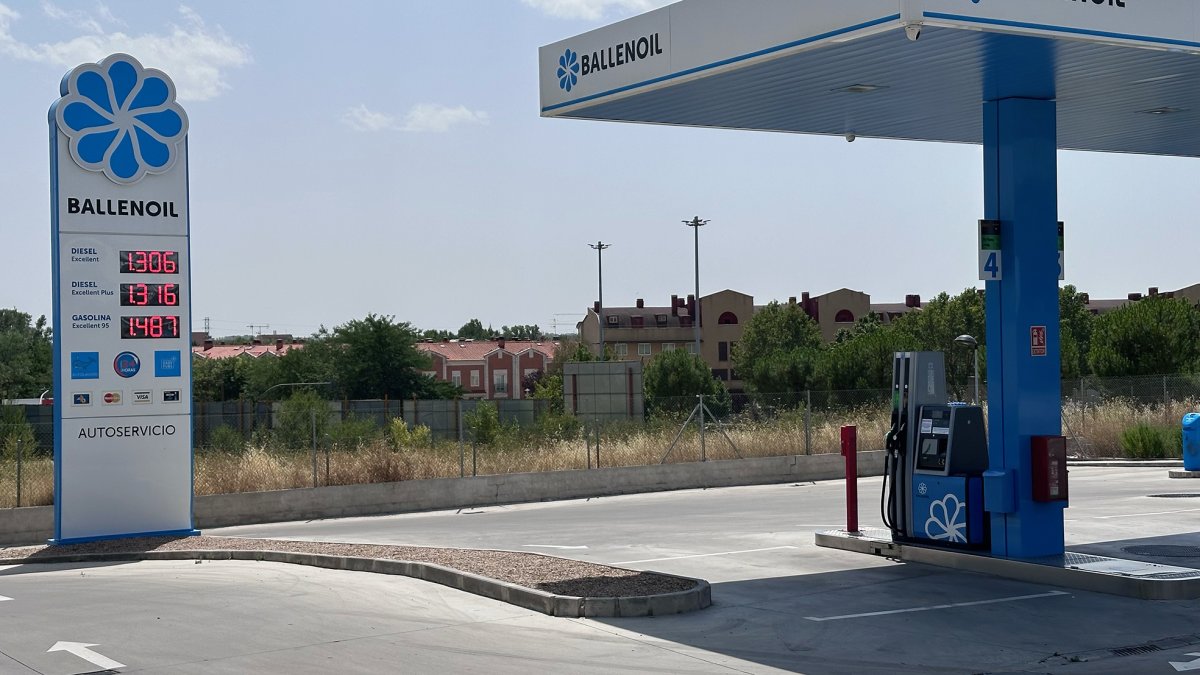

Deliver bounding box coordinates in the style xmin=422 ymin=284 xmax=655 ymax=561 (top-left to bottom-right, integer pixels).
xmin=2 ymin=373 xmax=1197 ymax=507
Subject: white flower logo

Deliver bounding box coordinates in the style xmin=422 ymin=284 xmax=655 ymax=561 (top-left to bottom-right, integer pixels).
xmin=925 ymin=494 xmax=967 ymax=543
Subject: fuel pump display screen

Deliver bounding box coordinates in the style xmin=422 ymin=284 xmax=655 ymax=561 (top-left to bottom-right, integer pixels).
xmin=917 ymin=437 xmax=947 ymax=471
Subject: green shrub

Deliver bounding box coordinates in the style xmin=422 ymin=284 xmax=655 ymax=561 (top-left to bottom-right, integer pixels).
xmin=328 ymin=415 xmax=379 ymax=449
xmin=389 ymin=419 xmax=433 ymax=449
xmin=465 ymin=401 xmax=502 ymax=446
xmin=1120 ymin=423 xmax=1182 ymax=459
xmin=207 ymin=424 xmax=246 ymax=454
xmin=274 ymin=390 xmax=330 ymax=450
xmin=0 ymin=406 xmax=36 ymax=460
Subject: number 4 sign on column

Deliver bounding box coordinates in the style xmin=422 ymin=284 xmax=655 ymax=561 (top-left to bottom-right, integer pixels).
xmin=979 ymin=220 xmax=1002 ymax=281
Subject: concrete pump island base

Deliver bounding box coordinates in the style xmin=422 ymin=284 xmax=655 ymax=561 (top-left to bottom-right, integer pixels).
xmin=541 ymin=0 xmax=1200 ymax=593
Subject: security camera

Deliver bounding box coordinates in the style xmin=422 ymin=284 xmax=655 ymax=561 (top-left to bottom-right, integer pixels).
xmin=845 ymin=132 xmax=856 ymax=143
xmin=905 ymin=24 xmax=921 ymax=41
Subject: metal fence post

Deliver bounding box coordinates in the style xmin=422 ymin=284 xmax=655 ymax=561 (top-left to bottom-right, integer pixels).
xmin=15 ymin=438 xmax=22 ymax=508
xmin=699 ymin=393 xmax=706 ymax=462
xmin=596 ymin=422 xmax=601 ymax=468
xmin=311 ymin=410 xmax=318 ymax=488
xmin=805 ymin=390 xmax=812 ymax=456
xmin=457 ymin=399 xmax=464 ymax=478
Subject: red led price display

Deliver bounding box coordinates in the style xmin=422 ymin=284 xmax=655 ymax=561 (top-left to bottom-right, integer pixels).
xmin=120 ymin=283 xmax=179 ymax=307
xmin=119 ymin=250 xmax=179 ymax=274
xmin=121 ymin=315 xmax=180 ymax=339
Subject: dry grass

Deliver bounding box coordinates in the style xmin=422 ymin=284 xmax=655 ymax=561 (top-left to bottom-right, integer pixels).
xmin=1062 ymin=397 xmax=1198 ymax=458
xmin=0 ymin=398 xmax=1190 ymax=508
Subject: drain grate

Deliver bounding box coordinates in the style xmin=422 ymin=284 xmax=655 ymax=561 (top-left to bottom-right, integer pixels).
xmin=1111 ymin=644 xmax=1162 ymax=657
xmin=1123 ymin=545 xmax=1200 ymax=558
xmin=1148 ymin=493 xmax=1200 ymax=498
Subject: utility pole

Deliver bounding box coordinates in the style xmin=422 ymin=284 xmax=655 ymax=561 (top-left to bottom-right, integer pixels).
xmin=588 ymin=242 xmax=611 ymax=360
xmin=683 ymin=217 xmax=708 ymax=357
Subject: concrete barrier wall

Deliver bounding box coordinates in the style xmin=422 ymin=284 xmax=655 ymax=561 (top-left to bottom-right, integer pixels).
xmin=0 ymin=451 xmax=883 ymax=546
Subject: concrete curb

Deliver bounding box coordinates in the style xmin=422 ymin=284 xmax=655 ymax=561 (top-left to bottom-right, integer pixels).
xmin=1071 ymin=460 xmax=1183 ymax=467
xmin=1169 ymin=469 xmax=1200 ymax=478
xmin=0 ymin=549 xmax=712 ymax=618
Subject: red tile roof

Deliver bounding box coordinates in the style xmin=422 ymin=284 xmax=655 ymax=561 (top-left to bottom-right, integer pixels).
xmin=192 ymin=344 xmax=303 ymax=359
xmin=418 ymin=340 xmax=557 ymax=362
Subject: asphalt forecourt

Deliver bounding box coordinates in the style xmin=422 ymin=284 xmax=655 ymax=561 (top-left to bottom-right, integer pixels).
xmin=212 ymin=466 xmax=1200 ymax=674
xmin=2 ymin=467 xmax=1198 ymax=673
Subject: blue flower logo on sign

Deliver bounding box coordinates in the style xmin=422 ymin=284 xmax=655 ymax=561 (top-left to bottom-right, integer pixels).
xmin=54 ymin=53 xmax=189 ymax=184
xmin=557 ymin=49 xmax=580 ymax=92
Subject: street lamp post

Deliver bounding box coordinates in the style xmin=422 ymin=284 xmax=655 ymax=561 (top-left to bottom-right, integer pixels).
xmin=683 ymin=217 xmax=708 ymax=357
xmin=589 ymin=241 xmax=611 ymax=360
xmin=954 ymin=334 xmax=980 ymax=405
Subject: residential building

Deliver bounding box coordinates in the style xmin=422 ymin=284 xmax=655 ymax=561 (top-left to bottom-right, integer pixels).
xmin=578 ymin=288 xmax=874 ymax=392
xmin=417 ymin=339 xmax=556 ymax=400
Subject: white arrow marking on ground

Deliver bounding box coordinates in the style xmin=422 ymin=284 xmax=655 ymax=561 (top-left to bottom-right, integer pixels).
xmin=523 ymin=545 xmax=589 ymax=550
xmin=1170 ymin=653 xmax=1200 ymax=672
xmin=47 ymin=641 xmax=125 ymax=671
xmin=0 ymin=595 xmax=11 ymax=602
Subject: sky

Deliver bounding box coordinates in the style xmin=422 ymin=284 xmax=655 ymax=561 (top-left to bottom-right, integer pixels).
xmin=1 ymin=0 xmax=1197 ymax=339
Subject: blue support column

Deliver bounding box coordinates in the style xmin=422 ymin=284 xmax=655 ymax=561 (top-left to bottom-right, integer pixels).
xmin=983 ymin=96 xmax=1065 ymax=558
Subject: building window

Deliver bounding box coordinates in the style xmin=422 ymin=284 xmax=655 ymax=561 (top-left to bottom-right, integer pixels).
xmin=656 ymin=314 xmax=668 ymax=326
xmin=607 ymin=315 xmax=619 ymax=326
xmin=686 ymin=343 xmax=697 ymax=354
xmin=712 ymin=368 xmax=729 ymax=381
xmin=494 ymin=371 xmax=508 ymax=394
xmin=470 ymin=371 xmax=480 ymax=388
xmin=616 ymin=343 xmax=629 ymax=356
xmin=663 ymin=343 xmax=675 ymax=352
xmin=524 ymin=368 xmax=538 ymax=379
xmin=423 ymin=371 xmax=436 ymax=378
xmin=835 ymin=309 xmax=855 ymax=323
xmin=452 ymin=372 xmax=462 ymax=387
xmin=638 ymin=343 xmax=651 ymax=356
xmin=718 ymin=311 xmax=738 ymax=325
xmin=631 ymin=315 xmax=645 ymax=328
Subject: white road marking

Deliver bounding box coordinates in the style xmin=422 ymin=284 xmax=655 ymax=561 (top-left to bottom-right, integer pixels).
xmin=1095 ymin=508 xmax=1200 ymax=520
xmin=0 ymin=595 xmax=10 ymax=602
xmin=804 ymin=590 xmax=1069 ymax=622
xmin=522 ymin=545 xmax=589 ymax=550
xmin=1170 ymin=652 xmax=1200 ymax=672
xmin=47 ymin=641 xmax=125 ymax=670
xmin=611 ymin=546 xmax=799 ymax=565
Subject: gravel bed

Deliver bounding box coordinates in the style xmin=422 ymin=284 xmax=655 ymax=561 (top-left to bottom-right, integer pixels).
xmin=0 ymin=536 xmax=696 ymax=598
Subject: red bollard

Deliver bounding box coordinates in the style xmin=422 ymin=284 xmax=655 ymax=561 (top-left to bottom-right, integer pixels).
xmin=840 ymin=425 xmax=859 ymax=533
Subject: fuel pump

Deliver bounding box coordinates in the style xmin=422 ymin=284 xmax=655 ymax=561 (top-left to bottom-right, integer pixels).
xmin=882 ymin=352 xmax=990 ymax=548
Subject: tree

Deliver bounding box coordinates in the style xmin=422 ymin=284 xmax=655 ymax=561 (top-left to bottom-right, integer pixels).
xmin=1088 ymin=297 xmax=1200 ymax=376
xmin=1059 ymin=285 xmax=1095 ymax=379
xmin=421 ymin=328 xmax=455 ymax=342
xmin=502 ymin=324 xmax=544 ymax=341
xmin=0 ymin=309 xmax=52 ymax=400
xmin=643 ymin=348 xmax=730 ymax=417
xmin=457 ymin=319 xmax=498 ymax=340
xmin=192 ymin=355 xmax=249 ymax=401
xmin=329 ymin=314 xmax=434 ymax=399
xmin=817 ymin=320 xmax=916 ymax=393
xmin=733 ymin=301 xmax=824 ymax=393
xmin=893 ymin=289 xmax=986 ymax=401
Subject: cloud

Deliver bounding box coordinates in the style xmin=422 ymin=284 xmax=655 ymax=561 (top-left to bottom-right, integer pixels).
xmin=520 ymin=0 xmax=674 ymax=21
xmin=42 ymin=2 xmax=104 ymax=34
xmin=342 ymin=103 xmax=490 ymax=133
xmin=0 ymin=3 xmax=249 ymax=101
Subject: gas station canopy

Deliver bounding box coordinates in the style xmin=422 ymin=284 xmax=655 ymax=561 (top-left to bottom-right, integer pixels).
xmin=539 ymin=1 xmax=1200 ymax=157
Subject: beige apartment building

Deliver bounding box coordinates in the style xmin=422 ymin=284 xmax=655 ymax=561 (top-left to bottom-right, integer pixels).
xmin=577 ymin=288 xmax=879 ymax=392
